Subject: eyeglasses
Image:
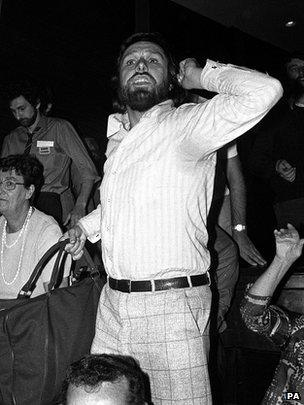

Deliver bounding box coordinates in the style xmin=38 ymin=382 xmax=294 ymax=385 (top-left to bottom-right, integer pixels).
xmin=0 ymin=179 xmax=25 ymax=191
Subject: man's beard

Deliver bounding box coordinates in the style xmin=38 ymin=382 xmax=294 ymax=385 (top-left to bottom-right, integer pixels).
xmin=18 ymin=109 xmax=38 ymax=128
xmin=295 ymin=78 xmax=304 ymax=91
xmin=119 ymin=75 xmax=170 ymax=112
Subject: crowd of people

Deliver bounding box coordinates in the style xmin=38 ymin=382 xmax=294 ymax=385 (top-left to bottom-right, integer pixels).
xmin=0 ymin=31 xmax=304 ymax=404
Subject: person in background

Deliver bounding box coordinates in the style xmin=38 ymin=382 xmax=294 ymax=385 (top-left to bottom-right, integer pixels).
xmin=61 ymin=354 xmax=147 ymax=405
xmin=209 ymin=142 xmax=267 ymax=332
xmin=0 ymin=154 xmax=70 ymax=302
xmin=187 ymin=94 xmax=266 ymax=331
xmin=206 ymin=141 xmax=267 ymax=403
xmin=63 ymin=32 xmax=282 ymax=404
xmin=38 ymin=86 xmax=101 ymax=222
xmin=240 ymin=224 xmax=304 ymax=404
xmin=249 ymin=52 xmax=304 ymax=231
xmin=189 ymin=95 xmax=265 ymax=266
xmin=217 ymin=144 xmax=266 ymax=265
xmin=1 ymin=80 xmax=100 ymax=227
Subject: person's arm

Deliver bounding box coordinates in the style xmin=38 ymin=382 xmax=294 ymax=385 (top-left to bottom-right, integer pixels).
xmin=61 ymin=205 xmax=102 ymax=260
xmin=240 ymin=224 xmax=304 ymax=346
xmin=63 ymin=179 xmax=95 ymax=227
xmin=1 ymin=135 xmax=10 ymax=158
xmin=56 ymin=120 xmax=100 ymax=227
xmin=250 ymin=133 xmax=296 ymax=183
xmin=227 ymin=154 xmax=266 ymax=266
xmin=249 ymin=224 xmax=304 ymax=296
xmin=248 ymin=102 xmax=288 ymax=181
xmin=176 ymin=58 xmax=283 ymax=156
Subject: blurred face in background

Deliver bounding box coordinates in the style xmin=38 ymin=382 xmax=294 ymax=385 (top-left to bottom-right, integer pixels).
xmin=286 ymin=58 xmax=304 ymax=89
xmin=9 ymin=95 xmax=39 ymax=128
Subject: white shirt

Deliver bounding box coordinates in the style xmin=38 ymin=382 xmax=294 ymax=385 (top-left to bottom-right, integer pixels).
xmin=80 ymin=60 xmax=282 ymax=280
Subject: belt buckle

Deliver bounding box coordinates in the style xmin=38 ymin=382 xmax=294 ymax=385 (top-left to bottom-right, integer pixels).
xmin=186 ymin=275 xmax=192 ymax=288
xmin=128 ymin=280 xmax=132 ymax=293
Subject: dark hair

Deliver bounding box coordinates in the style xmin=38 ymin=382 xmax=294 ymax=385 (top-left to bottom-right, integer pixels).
xmin=285 ymin=51 xmax=304 ymax=67
xmin=112 ymin=32 xmax=187 ymax=112
xmin=61 ymin=354 xmax=146 ymax=404
xmin=283 ymin=51 xmax=304 ymax=106
xmin=0 ymin=154 xmax=44 ymax=191
xmin=6 ymin=79 xmax=41 ymax=107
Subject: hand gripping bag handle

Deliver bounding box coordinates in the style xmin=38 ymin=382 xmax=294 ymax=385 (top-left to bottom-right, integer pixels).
xmin=17 ymin=240 xmax=69 ymax=298
xmin=47 ymin=242 xmax=98 ymax=291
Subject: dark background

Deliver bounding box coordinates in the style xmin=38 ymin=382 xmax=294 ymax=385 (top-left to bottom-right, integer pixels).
xmin=0 ymin=0 xmax=293 ymax=259
xmin=0 ymin=0 xmax=289 ymax=147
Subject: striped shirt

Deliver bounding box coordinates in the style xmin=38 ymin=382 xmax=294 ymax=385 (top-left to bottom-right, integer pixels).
xmin=79 ymin=60 xmax=282 ymax=280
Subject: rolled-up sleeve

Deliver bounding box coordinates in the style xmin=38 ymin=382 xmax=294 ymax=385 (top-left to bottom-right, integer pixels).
xmin=176 ymin=60 xmax=283 ymax=157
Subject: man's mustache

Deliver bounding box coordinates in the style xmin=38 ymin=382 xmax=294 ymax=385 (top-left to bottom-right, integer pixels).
xmin=128 ymin=73 xmax=156 ymax=84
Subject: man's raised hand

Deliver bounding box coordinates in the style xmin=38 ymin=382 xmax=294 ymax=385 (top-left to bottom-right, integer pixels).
xmin=177 ymin=58 xmax=202 ymax=90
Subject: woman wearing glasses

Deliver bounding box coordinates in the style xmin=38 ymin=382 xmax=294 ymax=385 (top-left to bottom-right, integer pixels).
xmin=0 ymin=154 xmax=69 ymax=299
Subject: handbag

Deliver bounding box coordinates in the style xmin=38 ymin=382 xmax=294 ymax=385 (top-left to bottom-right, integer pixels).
xmin=0 ymin=240 xmax=104 ymax=405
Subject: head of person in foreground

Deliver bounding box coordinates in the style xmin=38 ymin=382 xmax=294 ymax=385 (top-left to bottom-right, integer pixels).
xmin=62 ymin=353 xmax=148 ymax=405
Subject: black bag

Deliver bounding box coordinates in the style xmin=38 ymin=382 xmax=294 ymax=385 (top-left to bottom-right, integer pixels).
xmin=0 ymin=240 xmax=104 ymax=405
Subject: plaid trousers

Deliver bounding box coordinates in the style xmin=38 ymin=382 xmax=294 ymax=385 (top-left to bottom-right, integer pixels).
xmin=91 ymin=282 xmax=212 ymax=404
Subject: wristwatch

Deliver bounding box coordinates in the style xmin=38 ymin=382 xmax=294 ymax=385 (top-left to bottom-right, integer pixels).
xmin=233 ymin=224 xmax=246 ymax=232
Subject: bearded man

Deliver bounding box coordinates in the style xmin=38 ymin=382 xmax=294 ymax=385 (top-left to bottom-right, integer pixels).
xmin=2 ymin=81 xmax=99 ymax=226
xmin=63 ymin=33 xmax=282 ymax=404
xmin=250 ymin=53 xmax=304 ymax=231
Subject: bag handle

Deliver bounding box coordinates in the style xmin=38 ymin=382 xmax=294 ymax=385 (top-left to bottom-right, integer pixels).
xmin=47 ymin=243 xmax=97 ymax=291
xmin=19 ymin=239 xmax=100 ymax=298
xmin=17 ymin=240 xmax=69 ymax=298
xmin=18 ymin=240 xmax=99 ymax=299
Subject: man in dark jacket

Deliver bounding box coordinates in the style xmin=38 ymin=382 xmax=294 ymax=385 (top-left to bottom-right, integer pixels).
xmin=249 ymin=53 xmax=304 ymax=230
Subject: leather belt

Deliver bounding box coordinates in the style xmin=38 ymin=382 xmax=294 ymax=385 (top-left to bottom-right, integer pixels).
xmin=108 ymin=273 xmax=210 ymax=293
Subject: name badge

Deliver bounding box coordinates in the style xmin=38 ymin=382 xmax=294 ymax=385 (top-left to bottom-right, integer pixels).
xmin=37 ymin=141 xmax=54 ymax=147
xmin=37 ymin=140 xmax=54 ymax=155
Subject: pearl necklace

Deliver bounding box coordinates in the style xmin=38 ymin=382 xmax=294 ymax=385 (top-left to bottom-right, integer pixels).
xmin=1 ymin=206 xmax=33 ymax=286
xmin=4 ymin=207 xmax=33 ymax=248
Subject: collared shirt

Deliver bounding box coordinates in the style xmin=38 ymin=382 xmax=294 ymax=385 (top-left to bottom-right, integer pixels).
xmin=79 ymin=60 xmax=282 ymax=280
xmin=1 ymin=115 xmax=100 ymax=194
